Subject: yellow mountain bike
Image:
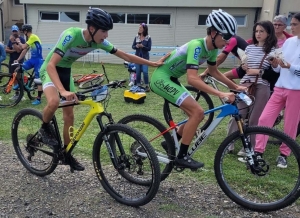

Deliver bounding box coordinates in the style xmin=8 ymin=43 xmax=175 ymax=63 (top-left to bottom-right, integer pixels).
xmin=11 ymin=80 xmax=161 ymax=207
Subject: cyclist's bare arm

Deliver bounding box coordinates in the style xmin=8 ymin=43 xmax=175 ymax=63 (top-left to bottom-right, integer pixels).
xmin=187 ymin=68 xmax=235 ymax=103
xmin=113 ymin=49 xmax=170 ymax=67
xmin=207 ymin=64 xmax=242 ymax=90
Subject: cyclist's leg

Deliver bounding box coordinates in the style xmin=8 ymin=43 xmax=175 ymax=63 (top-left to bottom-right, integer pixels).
xmin=150 ymin=72 xmax=203 ymax=169
xmin=224 ymin=66 xmax=246 ymax=80
xmin=39 ymin=70 xmax=60 ymax=146
xmin=61 ymin=71 xmax=84 ymax=171
xmin=31 ymin=59 xmax=44 ymax=105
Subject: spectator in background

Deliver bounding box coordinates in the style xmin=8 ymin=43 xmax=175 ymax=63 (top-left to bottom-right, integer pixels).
xmin=227 ymin=20 xmax=277 ymax=156
xmin=254 ymin=12 xmax=300 ymax=168
xmin=132 ymin=23 xmax=152 ymax=92
xmin=273 ymin=15 xmax=293 ymax=47
xmin=5 ymin=25 xmax=26 ymax=74
xmin=0 ymin=41 xmax=6 ymax=71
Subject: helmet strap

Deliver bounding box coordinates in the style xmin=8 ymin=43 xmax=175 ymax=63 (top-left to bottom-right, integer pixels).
xmin=211 ymin=32 xmax=218 ymax=49
xmin=88 ymin=25 xmax=99 ymax=43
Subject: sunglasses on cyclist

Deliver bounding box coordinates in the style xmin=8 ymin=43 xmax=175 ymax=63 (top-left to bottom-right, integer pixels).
xmin=218 ymin=32 xmax=233 ymax=41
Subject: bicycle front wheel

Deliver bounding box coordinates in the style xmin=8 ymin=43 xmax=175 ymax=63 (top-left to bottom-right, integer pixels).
xmin=92 ymin=123 xmax=161 ymax=207
xmin=11 ymin=108 xmax=59 ymax=176
xmin=163 ymin=85 xmax=214 ymax=131
xmin=215 ymin=126 xmax=300 ymax=212
xmin=0 ymin=73 xmax=24 ymax=108
xmin=118 ymin=114 xmax=176 ymax=183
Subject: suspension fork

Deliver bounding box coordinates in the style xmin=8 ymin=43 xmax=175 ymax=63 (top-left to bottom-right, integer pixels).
xmin=235 ymin=114 xmax=252 ymax=151
xmin=96 ymin=112 xmax=123 ymax=168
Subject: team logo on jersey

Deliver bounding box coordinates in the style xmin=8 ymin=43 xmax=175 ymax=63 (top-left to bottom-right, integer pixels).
xmin=62 ymin=35 xmax=73 ymax=46
xmin=77 ymin=45 xmax=90 ymax=48
xmin=194 ymin=47 xmax=201 ymax=60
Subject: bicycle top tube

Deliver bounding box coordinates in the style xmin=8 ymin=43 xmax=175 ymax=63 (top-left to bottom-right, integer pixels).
xmin=177 ymin=92 xmax=252 ymax=126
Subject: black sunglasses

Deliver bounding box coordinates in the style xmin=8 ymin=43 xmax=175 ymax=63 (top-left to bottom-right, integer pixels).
xmin=218 ymin=32 xmax=233 ymax=41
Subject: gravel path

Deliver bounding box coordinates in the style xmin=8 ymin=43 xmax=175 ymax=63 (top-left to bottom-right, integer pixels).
xmin=1 ymin=141 xmax=300 ymax=218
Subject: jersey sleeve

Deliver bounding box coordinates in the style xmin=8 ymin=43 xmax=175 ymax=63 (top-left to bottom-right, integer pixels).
xmin=207 ymin=49 xmax=218 ymax=66
xmin=222 ymin=37 xmax=237 ymax=55
xmin=54 ymin=30 xmax=76 ymax=57
xmin=26 ymin=35 xmax=39 ymax=48
xmin=186 ymin=41 xmax=202 ymax=70
xmin=97 ymin=39 xmax=117 ymax=54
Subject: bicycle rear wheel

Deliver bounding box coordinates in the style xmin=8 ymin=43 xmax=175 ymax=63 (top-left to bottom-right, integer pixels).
xmin=92 ymin=123 xmax=160 ymax=207
xmin=163 ymin=85 xmax=214 ymax=131
xmin=11 ymin=108 xmax=59 ymax=176
xmin=118 ymin=114 xmax=175 ymax=183
xmin=78 ymin=76 xmax=104 ymax=89
xmin=215 ymin=126 xmax=300 ymax=212
xmin=0 ymin=73 xmax=24 ymax=108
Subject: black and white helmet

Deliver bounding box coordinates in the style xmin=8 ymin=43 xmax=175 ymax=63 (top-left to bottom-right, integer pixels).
xmin=206 ymin=9 xmax=237 ymax=36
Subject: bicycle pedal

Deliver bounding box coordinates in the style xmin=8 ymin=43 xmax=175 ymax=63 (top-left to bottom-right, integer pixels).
xmin=190 ymin=168 xmax=198 ymax=172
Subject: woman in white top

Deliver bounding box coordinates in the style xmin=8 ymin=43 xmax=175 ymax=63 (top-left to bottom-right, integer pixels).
xmin=254 ymin=12 xmax=300 ymax=168
xmin=228 ymin=20 xmax=277 ymax=154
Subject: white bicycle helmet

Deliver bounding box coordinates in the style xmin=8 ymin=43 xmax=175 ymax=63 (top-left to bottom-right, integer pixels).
xmin=206 ymin=9 xmax=237 ymax=36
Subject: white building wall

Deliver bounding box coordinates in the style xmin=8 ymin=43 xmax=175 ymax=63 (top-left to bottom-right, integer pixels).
xmin=25 ymin=4 xmax=257 ymax=68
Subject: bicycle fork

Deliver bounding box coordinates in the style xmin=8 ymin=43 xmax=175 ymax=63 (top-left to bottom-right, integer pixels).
xmin=235 ymin=115 xmax=269 ymax=176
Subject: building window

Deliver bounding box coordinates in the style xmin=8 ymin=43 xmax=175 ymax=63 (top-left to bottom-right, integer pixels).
xmin=40 ymin=11 xmax=80 ymax=22
xmin=40 ymin=12 xmax=59 ymax=21
xmin=110 ymin=13 xmax=171 ymax=25
xmin=60 ymin=12 xmax=80 ymax=22
xmin=198 ymin=15 xmax=208 ymax=25
xmin=14 ymin=0 xmax=23 ymax=6
xmin=198 ymin=15 xmax=246 ymax=26
xmin=234 ymin=15 xmax=247 ymax=26
xmin=111 ymin=13 xmax=126 ymax=23
xmin=127 ymin=14 xmax=148 ymax=24
xmin=149 ymin=14 xmax=170 ymax=25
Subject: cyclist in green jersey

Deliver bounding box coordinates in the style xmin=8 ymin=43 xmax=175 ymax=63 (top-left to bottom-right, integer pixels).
xmin=150 ymin=9 xmax=247 ymax=169
xmin=38 ymin=7 xmax=169 ymax=171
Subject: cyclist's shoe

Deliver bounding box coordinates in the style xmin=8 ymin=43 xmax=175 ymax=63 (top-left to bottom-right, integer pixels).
xmin=32 ymin=99 xmax=41 ymax=105
xmin=13 ymin=84 xmax=19 ymax=90
xmin=38 ymin=126 xmax=58 ymax=148
xmin=174 ymin=155 xmax=204 ymax=169
xmin=276 ymin=155 xmax=287 ymax=168
xmin=65 ymin=154 xmax=85 ymax=171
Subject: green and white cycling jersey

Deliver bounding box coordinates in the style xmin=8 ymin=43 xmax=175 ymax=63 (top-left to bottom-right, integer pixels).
xmin=40 ymin=27 xmax=117 ymax=89
xmin=150 ymin=38 xmax=218 ymax=106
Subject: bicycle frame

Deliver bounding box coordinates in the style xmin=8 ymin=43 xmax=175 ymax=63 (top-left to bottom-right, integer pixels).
xmin=54 ymin=99 xmax=107 ymax=154
xmin=139 ymin=103 xmax=245 ymax=164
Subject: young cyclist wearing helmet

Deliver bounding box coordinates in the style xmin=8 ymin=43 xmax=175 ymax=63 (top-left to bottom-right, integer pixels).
xmin=15 ymin=24 xmax=44 ymax=105
xmin=38 ymin=7 xmax=169 ymax=171
xmin=150 ymin=9 xmax=247 ymax=169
